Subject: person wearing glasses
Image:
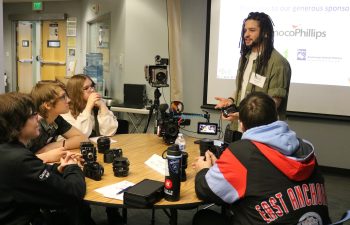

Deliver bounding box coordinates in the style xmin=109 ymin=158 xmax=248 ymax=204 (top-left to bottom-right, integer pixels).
xmin=62 ymin=74 xmax=118 ymax=138
xmin=62 ymin=74 xmax=121 ymax=225
xmin=29 ymin=80 xmax=88 ymax=163
xmin=0 ymin=92 xmax=88 ymax=225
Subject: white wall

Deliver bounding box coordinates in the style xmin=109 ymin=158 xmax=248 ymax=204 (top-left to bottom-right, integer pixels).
xmin=124 ymin=0 xmax=169 ymax=103
xmin=80 ymin=0 xmax=169 ymax=103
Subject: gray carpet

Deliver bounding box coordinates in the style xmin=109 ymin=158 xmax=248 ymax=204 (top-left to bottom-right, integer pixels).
xmin=91 ymin=172 xmax=350 ymax=225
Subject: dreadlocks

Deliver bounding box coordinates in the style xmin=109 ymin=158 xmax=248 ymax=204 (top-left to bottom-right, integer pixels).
xmin=237 ymin=12 xmax=275 ymax=90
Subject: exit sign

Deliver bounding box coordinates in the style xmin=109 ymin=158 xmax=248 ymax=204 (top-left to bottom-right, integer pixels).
xmin=32 ymin=1 xmax=43 ymax=11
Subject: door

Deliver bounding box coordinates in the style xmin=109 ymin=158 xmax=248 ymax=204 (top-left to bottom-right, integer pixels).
xmin=41 ymin=20 xmax=66 ymax=81
xmin=16 ymin=21 xmax=34 ymax=93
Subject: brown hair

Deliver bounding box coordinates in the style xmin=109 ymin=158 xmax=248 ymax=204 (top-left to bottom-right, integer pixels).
xmin=31 ymin=80 xmax=66 ymax=119
xmin=66 ymin=74 xmax=94 ymax=118
xmin=239 ymin=92 xmax=278 ymax=130
xmin=0 ymin=92 xmax=36 ymax=143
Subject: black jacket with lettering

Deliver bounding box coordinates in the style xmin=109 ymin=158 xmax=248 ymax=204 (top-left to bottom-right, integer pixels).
xmin=0 ymin=141 xmax=86 ymax=225
xmin=195 ymin=121 xmax=331 ymax=225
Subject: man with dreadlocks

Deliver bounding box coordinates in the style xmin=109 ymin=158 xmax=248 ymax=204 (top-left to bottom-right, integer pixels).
xmin=215 ymin=12 xmax=291 ymax=130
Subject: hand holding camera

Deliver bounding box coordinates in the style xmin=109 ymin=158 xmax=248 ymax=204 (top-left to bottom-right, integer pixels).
xmin=221 ymin=104 xmax=239 ymax=118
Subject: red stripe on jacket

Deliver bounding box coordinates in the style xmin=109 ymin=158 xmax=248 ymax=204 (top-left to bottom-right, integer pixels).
xmin=252 ymin=141 xmax=316 ymax=181
xmin=216 ymin=149 xmax=247 ymax=199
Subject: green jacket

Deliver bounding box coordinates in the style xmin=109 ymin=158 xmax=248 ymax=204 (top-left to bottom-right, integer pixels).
xmin=231 ymin=49 xmax=291 ymax=129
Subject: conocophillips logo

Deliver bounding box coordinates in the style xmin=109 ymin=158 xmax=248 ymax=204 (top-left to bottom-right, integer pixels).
xmin=275 ymin=25 xmax=326 ymax=39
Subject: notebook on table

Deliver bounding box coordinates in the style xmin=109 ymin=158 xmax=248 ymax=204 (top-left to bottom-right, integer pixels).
xmin=115 ymin=84 xmax=147 ymax=109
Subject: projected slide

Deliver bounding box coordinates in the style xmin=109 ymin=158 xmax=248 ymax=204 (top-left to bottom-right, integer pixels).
xmin=205 ymin=0 xmax=350 ymax=116
xmin=217 ymin=0 xmax=350 ymax=86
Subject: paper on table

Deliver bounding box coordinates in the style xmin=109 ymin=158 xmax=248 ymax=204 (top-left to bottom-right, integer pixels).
xmin=94 ymin=180 xmax=135 ymax=200
xmin=144 ymin=154 xmax=166 ymax=176
xmin=89 ymin=136 xmax=117 ymax=144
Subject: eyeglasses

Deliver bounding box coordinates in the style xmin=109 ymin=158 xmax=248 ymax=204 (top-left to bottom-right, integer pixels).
xmin=82 ymin=83 xmax=95 ymax=91
xmin=29 ymin=111 xmax=39 ymax=119
xmin=57 ymin=93 xmax=69 ymax=101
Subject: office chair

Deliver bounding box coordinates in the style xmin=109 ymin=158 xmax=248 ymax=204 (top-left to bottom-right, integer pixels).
xmin=116 ymin=119 xmax=129 ymax=134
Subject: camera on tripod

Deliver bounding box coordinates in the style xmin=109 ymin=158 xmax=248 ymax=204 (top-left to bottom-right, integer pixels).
xmin=157 ymin=104 xmax=180 ymax=145
xmin=145 ymin=55 xmax=169 ymax=88
xmin=80 ymin=142 xmax=104 ymax=181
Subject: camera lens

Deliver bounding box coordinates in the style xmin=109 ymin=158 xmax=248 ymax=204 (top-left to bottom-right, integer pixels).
xmin=87 ymin=152 xmax=93 ymax=159
xmin=156 ymin=72 xmax=166 ymax=82
xmin=97 ymin=136 xmax=110 ymax=153
xmin=81 ymin=149 xmax=87 ymax=155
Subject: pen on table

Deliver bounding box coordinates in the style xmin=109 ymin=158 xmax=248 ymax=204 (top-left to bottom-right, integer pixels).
xmin=116 ymin=186 xmax=133 ymax=195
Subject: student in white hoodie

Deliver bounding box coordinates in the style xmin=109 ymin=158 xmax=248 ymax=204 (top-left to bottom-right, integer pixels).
xmin=62 ymin=74 xmax=118 ymax=137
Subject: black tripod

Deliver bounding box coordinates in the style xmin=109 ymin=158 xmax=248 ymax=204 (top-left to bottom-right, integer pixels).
xmin=143 ymin=88 xmax=161 ymax=134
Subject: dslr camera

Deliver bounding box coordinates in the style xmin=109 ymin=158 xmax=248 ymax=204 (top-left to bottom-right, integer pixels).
xmin=80 ymin=142 xmax=104 ymax=181
xmin=145 ymin=55 xmax=169 ymax=88
xmin=157 ymin=104 xmax=179 ymax=145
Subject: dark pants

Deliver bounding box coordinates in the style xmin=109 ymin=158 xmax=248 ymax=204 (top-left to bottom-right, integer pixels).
xmin=42 ymin=202 xmax=96 ymax=225
xmin=192 ymin=209 xmax=230 ymax=225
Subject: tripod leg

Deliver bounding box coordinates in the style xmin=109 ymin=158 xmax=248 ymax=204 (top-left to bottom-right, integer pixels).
xmin=143 ymin=106 xmax=154 ymax=133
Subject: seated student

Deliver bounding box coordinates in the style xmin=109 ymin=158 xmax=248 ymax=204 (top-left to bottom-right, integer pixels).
xmin=193 ymin=92 xmax=331 ymax=225
xmin=0 ymin=92 xmax=86 ymax=225
xmin=62 ymin=74 xmax=118 ymax=137
xmin=30 ymin=80 xmax=88 ymax=163
xmin=63 ymin=75 xmax=121 ymax=225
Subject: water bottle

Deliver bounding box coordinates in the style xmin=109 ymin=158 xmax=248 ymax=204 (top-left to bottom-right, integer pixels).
xmin=175 ymin=133 xmax=186 ymax=152
xmin=164 ymin=144 xmax=182 ymax=201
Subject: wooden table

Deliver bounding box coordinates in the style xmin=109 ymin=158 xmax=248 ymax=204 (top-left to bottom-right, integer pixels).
xmin=84 ymin=133 xmax=203 ymax=224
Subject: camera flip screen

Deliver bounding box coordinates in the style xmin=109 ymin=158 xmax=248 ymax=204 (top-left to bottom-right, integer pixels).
xmin=197 ymin=122 xmax=218 ymax=135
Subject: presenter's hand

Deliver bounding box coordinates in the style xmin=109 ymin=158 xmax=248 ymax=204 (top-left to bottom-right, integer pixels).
xmin=214 ymin=97 xmax=233 ymax=109
xmin=222 ymin=112 xmax=239 ymax=121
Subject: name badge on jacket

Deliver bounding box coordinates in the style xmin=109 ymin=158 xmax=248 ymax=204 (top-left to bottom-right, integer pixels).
xmin=249 ymin=73 xmax=266 ymax=88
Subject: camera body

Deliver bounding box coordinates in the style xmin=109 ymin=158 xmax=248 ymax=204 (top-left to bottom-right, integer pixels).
xmin=199 ymin=138 xmax=226 ymax=159
xmin=80 ymin=142 xmax=97 ymax=163
xmin=104 ymin=148 xmax=123 ymax=163
xmin=157 ymin=104 xmax=179 ymax=145
xmin=221 ymin=104 xmax=239 ymax=118
xmin=80 ymin=142 xmax=104 ymax=181
xmin=145 ymin=55 xmax=169 ymax=88
xmin=83 ymin=162 xmax=104 ymax=181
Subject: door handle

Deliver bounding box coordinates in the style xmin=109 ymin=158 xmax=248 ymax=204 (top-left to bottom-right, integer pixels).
xmin=41 ymin=61 xmax=66 ymax=65
xmin=18 ymin=59 xmax=33 ymax=63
